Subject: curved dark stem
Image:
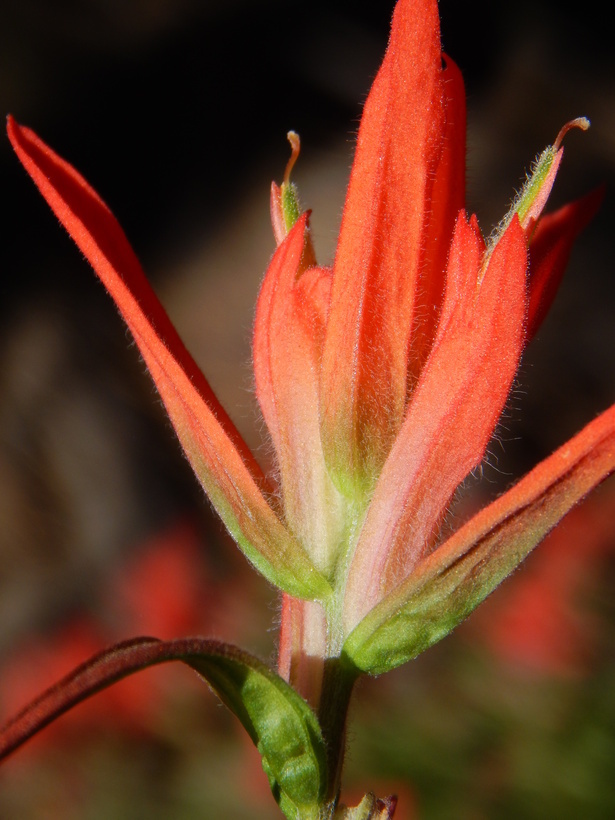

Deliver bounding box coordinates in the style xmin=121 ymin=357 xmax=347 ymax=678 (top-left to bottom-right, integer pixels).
xmin=0 ymin=635 xmax=279 ymax=762
xmin=0 ymin=637 xmax=163 ymax=760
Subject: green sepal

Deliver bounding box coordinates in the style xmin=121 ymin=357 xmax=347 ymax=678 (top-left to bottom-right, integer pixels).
xmin=514 ymin=145 xmax=557 ymax=225
xmin=0 ymin=637 xmax=328 ymax=818
xmin=341 ymin=497 xmax=574 ymax=675
xmin=486 ymin=117 xmax=590 ymax=257
xmin=281 ymin=180 xmax=301 ymax=233
xmin=342 ymin=406 xmax=615 ymax=675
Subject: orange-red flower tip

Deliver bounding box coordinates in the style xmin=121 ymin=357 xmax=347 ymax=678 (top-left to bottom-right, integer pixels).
xmin=7 ymin=114 xmax=330 ymax=602
xmin=319 ymin=0 xmax=456 ymax=499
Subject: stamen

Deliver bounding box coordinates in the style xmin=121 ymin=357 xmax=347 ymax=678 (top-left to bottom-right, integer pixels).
xmin=284 ymin=131 xmax=301 ymax=186
xmin=482 ymin=115 xmax=591 ymax=276
xmin=553 ymin=117 xmax=590 ymax=152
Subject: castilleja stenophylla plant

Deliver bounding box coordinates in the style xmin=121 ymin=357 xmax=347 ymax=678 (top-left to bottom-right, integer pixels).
xmin=3 ymin=0 xmax=615 ymax=817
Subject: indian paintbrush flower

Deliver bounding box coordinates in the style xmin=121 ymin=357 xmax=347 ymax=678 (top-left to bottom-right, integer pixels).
xmin=4 ymin=0 xmax=615 ymax=816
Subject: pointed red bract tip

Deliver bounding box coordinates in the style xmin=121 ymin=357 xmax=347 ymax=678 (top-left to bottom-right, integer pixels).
xmin=7 ymin=115 xmax=330 ymax=601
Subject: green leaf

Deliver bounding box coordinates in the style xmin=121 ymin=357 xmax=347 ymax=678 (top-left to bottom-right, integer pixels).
xmin=0 ymin=637 xmax=328 ymax=818
xmin=343 ymin=406 xmax=615 ymax=675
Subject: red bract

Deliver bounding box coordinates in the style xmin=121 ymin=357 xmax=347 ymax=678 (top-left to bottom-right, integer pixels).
xmin=5 ymin=0 xmax=615 ymax=810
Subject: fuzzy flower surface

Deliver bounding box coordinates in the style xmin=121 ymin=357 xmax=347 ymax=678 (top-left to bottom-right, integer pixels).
xmin=7 ymin=0 xmax=614 ymax=702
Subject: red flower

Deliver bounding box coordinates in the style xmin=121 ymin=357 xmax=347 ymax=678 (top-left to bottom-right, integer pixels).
xmin=7 ymin=0 xmax=614 ymax=694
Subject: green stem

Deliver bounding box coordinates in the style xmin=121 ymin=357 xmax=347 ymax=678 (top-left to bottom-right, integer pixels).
xmin=317 ymin=655 xmax=358 ymax=811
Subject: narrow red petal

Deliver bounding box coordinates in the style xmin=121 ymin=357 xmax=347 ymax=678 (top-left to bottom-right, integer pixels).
xmin=527 ymin=186 xmax=605 ymax=340
xmin=7 ymin=116 xmax=329 ymax=600
xmin=408 ymin=54 xmax=467 ymax=381
xmin=343 ymin=214 xmax=528 ymax=632
xmin=320 ymin=0 xmax=448 ymax=492
xmin=254 ymin=216 xmax=343 ymax=573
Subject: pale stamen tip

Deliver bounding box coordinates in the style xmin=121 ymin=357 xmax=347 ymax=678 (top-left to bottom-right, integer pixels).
xmin=554 ymin=117 xmax=590 ymax=151
xmin=284 ymin=131 xmax=301 ymax=186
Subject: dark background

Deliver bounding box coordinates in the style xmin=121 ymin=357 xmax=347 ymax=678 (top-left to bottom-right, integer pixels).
xmin=0 ymin=1 xmax=614 ymax=817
